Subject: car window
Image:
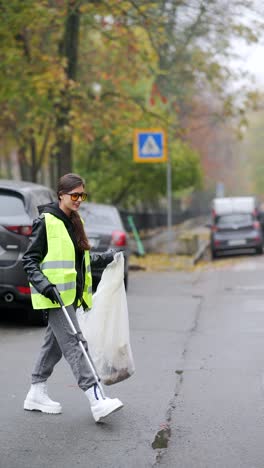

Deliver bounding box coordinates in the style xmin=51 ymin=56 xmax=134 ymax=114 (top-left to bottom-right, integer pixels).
xmin=80 ymin=205 xmax=123 ymax=228
xmin=31 ymin=190 xmax=55 ymax=206
xmin=0 ymin=193 xmax=25 ymax=217
xmin=217 ymin=213 xmax=253 ymax=227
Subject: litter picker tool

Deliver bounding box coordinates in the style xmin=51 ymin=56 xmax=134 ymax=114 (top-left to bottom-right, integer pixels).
xmin=53 ymin=288 xmax=106 ymax=399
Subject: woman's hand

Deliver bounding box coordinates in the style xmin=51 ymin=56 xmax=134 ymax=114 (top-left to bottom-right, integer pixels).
xmin=42 ymin=284 xmax=60 ymax=304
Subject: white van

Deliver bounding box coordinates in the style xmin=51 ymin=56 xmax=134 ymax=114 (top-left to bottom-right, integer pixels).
xmin=212 ymin=197 xmax=258 ymax=218
xmin=209 ymin=196 xmax=263 ymax=258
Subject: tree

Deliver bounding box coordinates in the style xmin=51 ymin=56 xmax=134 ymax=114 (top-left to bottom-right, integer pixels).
xmin=0 ymin=1 xmax=63 ymax=181
xmin=52 ymin=0 xmax=80 ymax=179
xmin=234 ymin=103 xmax=264 ymax=197
xmin=0 ymin=0 xmax=263 ymax=204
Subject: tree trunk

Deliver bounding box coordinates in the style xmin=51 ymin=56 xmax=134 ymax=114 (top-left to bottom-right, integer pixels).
xmin=57 ymin=138 xmax=72 ymax=176
xmin=64 ymin=0 xmax=80 ymax=80
xmin=30 ymin=134 xmax=37 ymax=182
xmin=55 ymin=1 xmax=80 ymax=178
xmin=18 ymin=147 xmax=31 ymax=181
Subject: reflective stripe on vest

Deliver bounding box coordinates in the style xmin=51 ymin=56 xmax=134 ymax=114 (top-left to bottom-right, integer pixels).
xmin=30 ymin=213 xmax=92 ymax=310
xmin=80 ymin=249 xmax=92 ymax=309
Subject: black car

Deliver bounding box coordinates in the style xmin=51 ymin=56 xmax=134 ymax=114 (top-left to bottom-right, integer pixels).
xmin=0 ymin=179 xmax=56 ymax=325
xmin=210 ymin=212 xmax=263 ymax=259
xmin=79 ymin=202 xmax=130 ymax=290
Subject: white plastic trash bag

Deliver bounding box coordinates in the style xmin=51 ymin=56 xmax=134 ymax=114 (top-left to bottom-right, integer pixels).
xmin=77 ymin=252 xmax=135 ymax=385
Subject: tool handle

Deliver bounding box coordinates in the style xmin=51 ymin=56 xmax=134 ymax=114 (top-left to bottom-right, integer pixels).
xmin=53 ymin=287 xmax=77 ymax=334
xmin=52 ymin=286 xmax=105 ymax=398
xmin=53 ymin=287 xmax=64 ymax=308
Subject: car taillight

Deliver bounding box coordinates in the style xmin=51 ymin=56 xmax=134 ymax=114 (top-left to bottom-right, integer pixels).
xmin=253 ymin=221 xmax=260 ymax=229
xmin=211 ymin=225 xmax=218 ymax=232
xmin=16 ymin=286 xmax=31 ymax=294
xmin=4 ymin=225 xmax=32 ymax=236
xmin=111 ymin=230 xmax=127 ymax=247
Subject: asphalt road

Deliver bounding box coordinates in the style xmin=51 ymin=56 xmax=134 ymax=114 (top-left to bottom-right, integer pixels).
xmin=2 ymin=255 xmax=264 ymax=467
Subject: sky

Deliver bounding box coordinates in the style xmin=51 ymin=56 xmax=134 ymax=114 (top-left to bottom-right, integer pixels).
xmin=232 ymin=2 xmax=264 ymax=88
xmin=226 ymin=37 xmax=264 ymax=94
xmin=242 ymin=44 xmax=264 ymax=85
xmin=225 ymin=0 xmax=264 ymax=89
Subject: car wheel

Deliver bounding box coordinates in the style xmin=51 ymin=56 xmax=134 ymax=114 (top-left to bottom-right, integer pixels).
xmin=256 ymin=246 xmax=263 ymax=255
xmin=27 ymin=308 xmax=48 ymax=327
xmin=211 ymin=249 xmax=217 ymax=260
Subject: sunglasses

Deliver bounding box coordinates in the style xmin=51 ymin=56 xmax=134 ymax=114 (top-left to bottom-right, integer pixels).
xmin=65 ymin=192 xmax=88 ymax=202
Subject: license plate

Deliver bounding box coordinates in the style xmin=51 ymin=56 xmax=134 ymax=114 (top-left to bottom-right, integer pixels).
xmin=89 ymin=238 xmax=99 ymax=248
xmin=228 ymin=239 xmax=246 ymax=246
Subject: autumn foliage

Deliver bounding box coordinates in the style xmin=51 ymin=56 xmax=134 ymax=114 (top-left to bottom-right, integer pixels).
xmin=0 ymin=1 xmax=262 ymax=206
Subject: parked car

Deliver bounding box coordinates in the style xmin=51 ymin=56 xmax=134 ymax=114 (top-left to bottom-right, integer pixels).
xmin=210 ymin=212 xmax=263 ymax=259
xmin=0 ymin=179 xmax=56 ymax=325
xmin=79 ymin=202 xmax=130 ymax=290
xmin=209 ymin=196 xmax=263 ymax=259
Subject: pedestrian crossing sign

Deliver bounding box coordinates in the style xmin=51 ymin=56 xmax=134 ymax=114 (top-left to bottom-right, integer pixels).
xmin=133 ymin=129 xmax=167 ymax=163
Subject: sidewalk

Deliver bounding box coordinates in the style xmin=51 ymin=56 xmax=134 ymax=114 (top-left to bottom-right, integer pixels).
xmin=129 ymin=217 xmax=210 ymax=272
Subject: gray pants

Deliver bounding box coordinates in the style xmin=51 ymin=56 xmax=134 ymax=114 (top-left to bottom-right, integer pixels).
xmin=31 ymin=304 xmax=97 ymax=392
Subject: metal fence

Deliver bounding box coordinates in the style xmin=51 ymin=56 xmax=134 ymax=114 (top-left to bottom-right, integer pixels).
xmin=120 ymin=191 xmax=213 ymax=232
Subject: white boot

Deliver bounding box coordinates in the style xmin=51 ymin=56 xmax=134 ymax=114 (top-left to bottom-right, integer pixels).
xmin=85 ymin=384 xmax=123 ymax=423
xmin=24 ymin=382 xmax=62 ymax=414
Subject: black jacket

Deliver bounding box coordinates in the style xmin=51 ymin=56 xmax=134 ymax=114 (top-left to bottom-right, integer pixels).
xmin=22 ymin=202 xmax=113 ymax=302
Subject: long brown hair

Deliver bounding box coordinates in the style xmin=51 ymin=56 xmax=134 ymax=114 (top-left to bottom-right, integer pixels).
xmin=57 ymin=173 xmax=90 ymax=251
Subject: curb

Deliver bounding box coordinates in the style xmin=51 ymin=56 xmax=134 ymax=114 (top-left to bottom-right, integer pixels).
xmin=192 ymin=240 xmax=210 ymax=265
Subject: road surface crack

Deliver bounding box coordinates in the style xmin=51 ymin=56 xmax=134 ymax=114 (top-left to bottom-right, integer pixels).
xmin=151 ymin=294 xmax=204 ymax=466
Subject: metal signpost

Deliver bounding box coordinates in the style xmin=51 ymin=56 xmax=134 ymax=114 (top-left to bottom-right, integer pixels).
xmin=133 ymin=128 xmax=172 ymax=254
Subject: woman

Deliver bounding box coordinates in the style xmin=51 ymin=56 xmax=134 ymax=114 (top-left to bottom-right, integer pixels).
xmin=22 ymin=173 xmax=123 ymax=423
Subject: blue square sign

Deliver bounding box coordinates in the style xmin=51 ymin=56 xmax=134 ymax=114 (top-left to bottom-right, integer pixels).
xmin=133 ymin=129 xmax=167 ymax=163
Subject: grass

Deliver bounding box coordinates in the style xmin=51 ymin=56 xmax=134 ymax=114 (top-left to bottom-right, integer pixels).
xmin=130 ymin=252 xmax=250 ymax=273
xmin=130 ymin=253 xmax=195 ymax=272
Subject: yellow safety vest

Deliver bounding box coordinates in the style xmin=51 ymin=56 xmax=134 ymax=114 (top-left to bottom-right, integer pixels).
xmin=30 ymin=213 xmax=92 ymax=310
